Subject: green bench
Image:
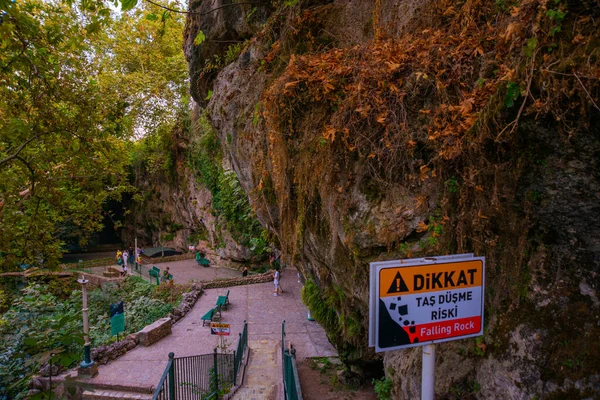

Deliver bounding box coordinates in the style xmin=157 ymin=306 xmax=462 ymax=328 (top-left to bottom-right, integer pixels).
xmin=148 ymin=266 xmax=161 ymax=285
xmin=196 ymin=252 xmax=210 ymax=267
xmin=216 ymin=290 xmax=230 ymax=310
xmin=201 ymin=306 xmax=221 ymax=326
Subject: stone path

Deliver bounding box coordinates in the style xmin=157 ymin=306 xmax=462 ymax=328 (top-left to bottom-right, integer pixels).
xmin=79 ymin=267 xmax=336 ymax=395
xmin=232 ymin=339 xmax=280 ymax=400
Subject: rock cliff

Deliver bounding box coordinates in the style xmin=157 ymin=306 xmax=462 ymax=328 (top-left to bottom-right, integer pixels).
xmin=183 ymin=0 xmax=600 ymax=398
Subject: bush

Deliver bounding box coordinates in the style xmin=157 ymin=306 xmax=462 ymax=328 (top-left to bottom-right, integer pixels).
xmin=373 ymin=377 xmax=393 ymax=400
xmin=0 ymin=277 xmax=174 ymax=398
xmin=0 ymin=284 xmax=83 ymax=398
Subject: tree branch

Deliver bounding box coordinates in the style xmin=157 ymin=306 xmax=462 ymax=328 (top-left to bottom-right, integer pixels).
xmin=497 ymin=50 xmax=537 ymax=141
xmin=0 ymin=134 xmax=40 ymax=168
xmin=15 ymin=155 xmax=36 ymax=194
xmin=574 ymin=73 xmax=600 ymax=112
xmin=143 ymin=0 xmax=266 ymax=16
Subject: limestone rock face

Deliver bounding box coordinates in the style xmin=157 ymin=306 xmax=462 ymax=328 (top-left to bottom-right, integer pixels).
xmin=121 ymin=168 xmax=252 ymax=262
xmin=183 ymin=0 xmax=600 ymax=398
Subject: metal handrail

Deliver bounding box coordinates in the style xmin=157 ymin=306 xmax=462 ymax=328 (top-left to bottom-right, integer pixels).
xmin=233 ymin=320 xmax=248 ymax=385
xmin=152 ymin=321 xmax=248 ymax=400
xmin=152 ymin=352 xmax=174 ymax=400
xmin=282 ymin=320 xmax=303 ymax=400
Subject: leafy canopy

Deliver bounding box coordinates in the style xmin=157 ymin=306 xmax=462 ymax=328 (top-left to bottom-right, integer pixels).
xmin=0 ymin=0 xmax=188 ymax=270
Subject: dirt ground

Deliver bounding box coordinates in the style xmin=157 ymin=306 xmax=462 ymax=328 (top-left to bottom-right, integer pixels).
xmin=297 ymin=357 xmax=379 ymax=400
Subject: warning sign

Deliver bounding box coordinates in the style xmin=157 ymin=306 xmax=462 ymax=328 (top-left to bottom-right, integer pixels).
xmin=210 ymin=322 xmax=230 ymax=336
xmin=370 ymin=256 xmax=484 ymax=352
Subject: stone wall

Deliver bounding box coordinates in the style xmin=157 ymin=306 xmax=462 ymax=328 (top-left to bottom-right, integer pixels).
xmin=142 ymin=252 xmax=195 ymax=265
xmin=202 ymin=271 xmax=273 ymax=289
xmin=137 ymin=317 xmax=172 ymax=347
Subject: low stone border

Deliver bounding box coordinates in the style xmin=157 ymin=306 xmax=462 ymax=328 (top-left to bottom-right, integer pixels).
xmin=143 ymin=252 xmax=195 ymax=264
xmin=202 ymin=271 xmax=273 ymax=289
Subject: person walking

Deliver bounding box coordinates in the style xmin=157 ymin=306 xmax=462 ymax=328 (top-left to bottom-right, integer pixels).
xmin=128 ymin=246 xmax=134 ymax=265
xmin=120 ymin=262 xmax=128 ymax=277
xmin=122 ymin=250 xmax=129 ymax=268
xmin=273 ymin=266 xmax=283 ymax=296
xmin=242 ymin=266 xmax=248 ymax=277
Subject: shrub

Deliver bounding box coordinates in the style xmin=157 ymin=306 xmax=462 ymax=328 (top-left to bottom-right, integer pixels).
xmin=373 ymin=377 xmax=393 ymax=400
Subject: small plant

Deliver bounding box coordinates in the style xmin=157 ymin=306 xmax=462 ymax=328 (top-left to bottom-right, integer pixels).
xmin=505 ymin=81 xmax=520 ymax=108
xmin=474 ymin=336 xmax=486 ymax=357
xmin=373 ymin=377 xmax=393 ymax=400
xmin=545 ymin=7 xmax=566 ymax=36
xmin=225 ymin=42 xmax=244 ymax=64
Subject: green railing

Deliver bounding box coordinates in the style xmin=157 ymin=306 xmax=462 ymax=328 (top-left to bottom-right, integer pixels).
xmin=282 ymin=321 xmax=303 ymax=400
xmin=153 ymin=321 xmax=248 ymax=400
xmin=233 ymin=320 xmax=248 ymax=386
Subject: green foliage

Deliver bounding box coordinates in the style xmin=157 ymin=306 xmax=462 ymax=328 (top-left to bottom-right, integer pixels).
xmin=225 ymin=42 xmax=244 ymax=64
xmin=120 ymin=0 xmax=139 ymax=11
xmin=189 ymin=113 xmax=269 ymax=255
xmin=301 ymin=280 xmax=341 ymax=336
xmin=445 ymin=178 xmax=459 ymax=193
xmin=0 ymin=0 xmax=132 ymax=270
xmin=162 ymin=233 xmax=176 ymax=241
xmin=253 ymin=102 xmax=262 ymax=127
xmin=545 ymin=5 xmax=566 ymax=37
xmin=0 ymin=284 xmax=83 ymax=397
xmin=522 ymin=37 xmax=538 ymax=57
xmin=194 ymin=31 xmax=206 ymax=46
xmin=0 ymin=277 xmax=172 ymax=398
xmin=504 ymin=81 xmax=520 ymax=108
xmin=373 ymin=377 xmax=393 ymax=400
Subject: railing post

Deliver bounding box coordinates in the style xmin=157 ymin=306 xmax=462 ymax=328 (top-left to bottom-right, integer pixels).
xmin=213 ymin=347 xmax=219 ymax=399
xmin=168 ymin=352 xmax=175 ymax=400
xmin=233 ymin=349 xmax=237 ymax=386
xmin=282 ymin=320 xmax=286 ymax=399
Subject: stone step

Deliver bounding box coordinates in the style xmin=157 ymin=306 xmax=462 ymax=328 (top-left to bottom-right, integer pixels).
xmin=82 ymin=388 xmax=153 ymax=400
xmin=230 ymin=339 xmax=283 ymax=400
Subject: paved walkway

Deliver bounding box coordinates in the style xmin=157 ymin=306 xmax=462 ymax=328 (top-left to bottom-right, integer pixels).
xmin=232 ymin=339 xmax=280 ymax=400
xmin=143 ymin=258 xmax=242 ymax=284
xmin=91 ymin=258 xmax=243 ymax=284
xmin=81 ymin=268 xmax=337 ymax=392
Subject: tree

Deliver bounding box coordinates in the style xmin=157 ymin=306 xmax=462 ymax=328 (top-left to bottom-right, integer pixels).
xmin=0 ymin=0 xmax=131 ymax=269
xmin=94 ymin=1 xmax=190 ymax=137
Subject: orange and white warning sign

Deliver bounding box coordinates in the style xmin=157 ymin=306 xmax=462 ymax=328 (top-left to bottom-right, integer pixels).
xmin=370 ymin=256 xmax=484 ymax=352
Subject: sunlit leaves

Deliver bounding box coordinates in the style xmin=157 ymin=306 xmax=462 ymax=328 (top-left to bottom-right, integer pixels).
xmin=194 ymin=30 xmax=206 ymax=46
xmin=0 ymin=0 xmax=131 ymax=269
xmin=120 ymin=0 xmax=138 ymax=11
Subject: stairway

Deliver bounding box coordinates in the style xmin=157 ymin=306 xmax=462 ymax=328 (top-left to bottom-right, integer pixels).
xmin=80 ymin=382 xmax=154 ymax=400
xmin=81 ymin=388 xmax=153 ymax=400
xmin=231 ymin=339 xmax=282 ymax=400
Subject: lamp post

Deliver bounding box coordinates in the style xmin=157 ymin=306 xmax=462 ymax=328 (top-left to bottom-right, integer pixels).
xmin=78 ymin=275 xmax=98 ymax=377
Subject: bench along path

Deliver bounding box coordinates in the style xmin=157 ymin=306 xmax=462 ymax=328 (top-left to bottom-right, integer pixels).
xmin=79 ymin=268 xmax=336 ymax=399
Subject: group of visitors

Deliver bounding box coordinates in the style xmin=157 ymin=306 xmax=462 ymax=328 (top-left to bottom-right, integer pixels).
xmin=116 ymin=246 xmax=143 ymax=277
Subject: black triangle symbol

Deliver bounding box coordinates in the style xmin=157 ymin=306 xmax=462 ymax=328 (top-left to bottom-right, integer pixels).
xmin=387 ymin=271 xmax=410 ymax=294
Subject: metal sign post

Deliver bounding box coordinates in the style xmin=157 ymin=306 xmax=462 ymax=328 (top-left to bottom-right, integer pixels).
xmin=422 ymin=343 xmax=435 ymax=400
xmin=369 ymin=254 xmax=485 ymax=399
